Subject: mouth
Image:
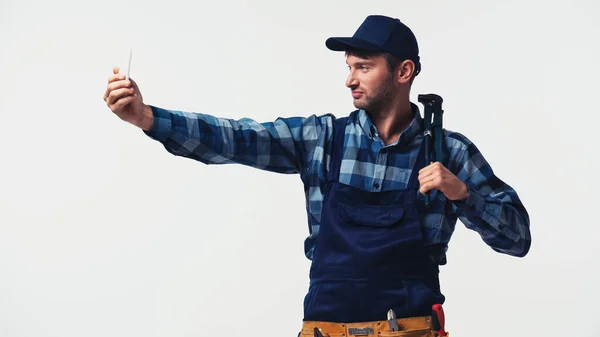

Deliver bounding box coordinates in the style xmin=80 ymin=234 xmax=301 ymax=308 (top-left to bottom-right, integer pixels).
xmin=351 ymin=91 xmax=364 ymax=99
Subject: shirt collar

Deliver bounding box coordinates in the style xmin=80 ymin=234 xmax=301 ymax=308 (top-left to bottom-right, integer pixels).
xmin=356 ymin=102 xmax=422 ymax=146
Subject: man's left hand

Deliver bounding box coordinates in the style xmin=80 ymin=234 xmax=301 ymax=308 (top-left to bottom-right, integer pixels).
xmin=418 ymin=162 xmax=469 ymax=201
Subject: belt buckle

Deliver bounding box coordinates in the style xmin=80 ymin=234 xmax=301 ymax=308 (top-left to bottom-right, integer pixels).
xmin=348 ymin=327 xmax=374 ymax=336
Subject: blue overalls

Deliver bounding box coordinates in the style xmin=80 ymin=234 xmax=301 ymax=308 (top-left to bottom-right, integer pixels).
xmin=304 ymin=117 xmax=445 ymax=323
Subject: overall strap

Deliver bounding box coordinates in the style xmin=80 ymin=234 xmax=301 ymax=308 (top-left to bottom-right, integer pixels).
xmin=328 ymin=117 xmax=348 ymax=182
xmin=407 ymin=136 xmax=428 ymax=189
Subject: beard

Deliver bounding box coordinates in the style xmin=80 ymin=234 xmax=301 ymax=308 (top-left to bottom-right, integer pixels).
xmin=353 ymin=73 xmax=396 ymax=113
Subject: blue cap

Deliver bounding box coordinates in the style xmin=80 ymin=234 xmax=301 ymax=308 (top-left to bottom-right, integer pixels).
xmin=326 ymin=15 xmax=421 ymax=75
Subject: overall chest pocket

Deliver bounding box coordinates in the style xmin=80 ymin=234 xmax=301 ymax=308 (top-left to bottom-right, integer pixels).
xmin=337 ymin=202 xmax=405 ymax=228
xmin=336 ymin=201 xmax=425 ymax=246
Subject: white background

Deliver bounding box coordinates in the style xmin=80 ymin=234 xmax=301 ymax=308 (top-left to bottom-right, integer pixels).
xmin=1 ymin=0 xmax=599 ymax=336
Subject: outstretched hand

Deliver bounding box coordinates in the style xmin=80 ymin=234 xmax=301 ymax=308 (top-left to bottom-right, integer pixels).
xmin=418 ymin=162 xmax=469 ymax=201
xmin=103 ymin=66 xmax=152 ymax=130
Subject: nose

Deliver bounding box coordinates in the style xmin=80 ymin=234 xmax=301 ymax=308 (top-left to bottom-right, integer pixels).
xmin=346 ymin=71 xmax=358 ymax=89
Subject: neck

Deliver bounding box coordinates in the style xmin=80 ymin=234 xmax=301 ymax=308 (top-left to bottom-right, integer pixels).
xmin=369 ymin=99 xmax=414 ymax=145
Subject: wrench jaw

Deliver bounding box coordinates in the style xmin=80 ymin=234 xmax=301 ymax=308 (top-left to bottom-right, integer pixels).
xmin=417 ymin=93 xmax=443 ymax=106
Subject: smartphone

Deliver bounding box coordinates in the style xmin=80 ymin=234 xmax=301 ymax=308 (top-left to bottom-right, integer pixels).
xmin=126 ymin=49 xmax=132 ymax=80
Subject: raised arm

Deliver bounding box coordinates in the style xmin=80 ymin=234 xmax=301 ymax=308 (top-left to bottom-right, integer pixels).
xmin=103 ymin=68 xmax=329 ymax=174
xmin=142 ymin=104 xmax=329 ymax=174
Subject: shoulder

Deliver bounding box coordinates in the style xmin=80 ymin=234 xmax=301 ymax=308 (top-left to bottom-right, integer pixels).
xmin=314 ymin=110 xmax=360 ymax=131
xmin=301 ymin=111 xmax=352 ymax=125
xmin=443 ymin=128 xmax=480 ymax=154
xmin=272 ymin=112 xmax=337 ymax=131
xmin=331 ymin=110 xmax=360 ymax=124
xmin=441 ymin=128 xmax=485 ymax=173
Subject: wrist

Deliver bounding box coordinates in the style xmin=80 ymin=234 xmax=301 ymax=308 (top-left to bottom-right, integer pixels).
xmin=137 ymin=104 xmax=154 ymax=131
xmin=458 ymin=183 xmax=470 ymax=201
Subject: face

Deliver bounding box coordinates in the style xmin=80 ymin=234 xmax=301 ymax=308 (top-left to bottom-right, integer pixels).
xmin=345 ymin=54 xmax=396 ymax=113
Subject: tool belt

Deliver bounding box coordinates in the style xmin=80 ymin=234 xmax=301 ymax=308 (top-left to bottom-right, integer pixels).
xmin=299 ymin=315 xmax=449 ymax=337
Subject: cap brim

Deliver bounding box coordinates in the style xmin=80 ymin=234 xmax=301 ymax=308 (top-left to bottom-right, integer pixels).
xmin=325 ymin=37 xmax=385 ymax=53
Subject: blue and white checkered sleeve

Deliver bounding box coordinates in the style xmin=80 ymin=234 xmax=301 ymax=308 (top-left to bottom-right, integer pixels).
xmin=143 ymin=105 xmax=329 ymax=174
xmin=445 ymin=132 xmax=532 ymax=257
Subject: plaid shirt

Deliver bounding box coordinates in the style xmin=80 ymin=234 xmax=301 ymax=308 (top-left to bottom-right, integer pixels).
xmin=143 ymin=103 xmax=531 ymax=263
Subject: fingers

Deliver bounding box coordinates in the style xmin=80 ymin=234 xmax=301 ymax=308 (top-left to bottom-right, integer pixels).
xmin=104 ymin=78 xmax=132 ymax=102
xmin=418 ymin=162 xmax=447 ymax=182
xmin=418 ymin=161 xmax=438 ymax=175
xmin=419 ymin=178 xmax=437 ymax=194
xmin=419 ymin=172 xmax=436 ymax=185
xmin=418 ymin=165 xmax=445 ymax=194
xmin=419 ymin=182 xmax=431 ymax=195
xmin=104 ymin=72 xmax=128 ymax=100
xmin=418 ymin=167 xmax=437 ymax=184
xmin=111 ymin=94 xmax=137 ymax=112
xmin=419 ymin=173 xmax=444 ymax=194
xmin=107 ymin=65 xmax=126 ymax=85
xmin=106 ymin=87 xmax=135 ymax=105
xmin=419 ymin=174 xmax=437 ymax=194
xmin=107 ymin=72 xmax=126 ymax=85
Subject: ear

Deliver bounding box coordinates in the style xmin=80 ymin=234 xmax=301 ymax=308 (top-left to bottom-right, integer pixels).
xmin=396 ymin=60 xmax=416 ymax=85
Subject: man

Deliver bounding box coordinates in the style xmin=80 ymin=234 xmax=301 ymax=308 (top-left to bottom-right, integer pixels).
xmin=103 ymin=15 xmax=531 ymax=337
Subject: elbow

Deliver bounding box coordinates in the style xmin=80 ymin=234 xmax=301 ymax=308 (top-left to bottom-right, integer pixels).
xmin=513 ymin=217 xmax=532 ymax=258
xmin=512 ymin=238 xmax=531 ymax=258
xmin=498 ymin=235 xmax=531 ymax=258
xmin=490 ymin=229 xmax=531 ymax=258
xmin=505 ymin=212 xmax=532 ymax=258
